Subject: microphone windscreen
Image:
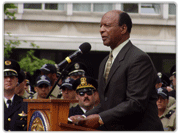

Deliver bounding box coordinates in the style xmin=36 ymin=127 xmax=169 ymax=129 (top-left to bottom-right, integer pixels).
xmin=79 ymin=42 xmax=91 ymax=54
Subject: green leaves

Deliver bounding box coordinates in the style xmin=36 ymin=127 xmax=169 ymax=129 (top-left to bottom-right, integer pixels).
xmin=18 ymin=50 xmax=55 ymax=75
xmin=4 ymin=4 xmax=56 ymax=75
xmin=4 ymin=33 xmax=21 ymax=58
xmin=4 ymin=3 xmax=17 ymax=20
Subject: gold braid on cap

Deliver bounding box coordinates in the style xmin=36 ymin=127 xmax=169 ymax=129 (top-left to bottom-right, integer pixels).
xmin=76 ymin=77 xmax=95 ymax=90
xmin=4 ymin=69 xmax=17 ymax=74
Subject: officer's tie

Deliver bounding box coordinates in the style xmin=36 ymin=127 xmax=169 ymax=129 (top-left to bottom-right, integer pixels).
xmin=7 ymin=99 xmax=12 ymax=108
xmin=104 ymin=51 xmax=113 ymax=82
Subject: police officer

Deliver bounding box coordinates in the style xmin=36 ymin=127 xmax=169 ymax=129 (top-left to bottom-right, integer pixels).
xmin=33 ymin=75 xmax=56 ymax=99
xmin=68 ymin=76 xmax=98 ymax=117
xmin=156 ymin=72 xmax=176 ymax=110
xmin=4 ymin=59 xmax=27 ymax=131
xmin=37 ymin=64 xmax=61 ymax=98
xmin=156 ymin=87 xmax=176 ymax=131
xmin=61 ymin=77 xmax=76 ymax=100
xmin=60 ymin=77 xmax=78 ymax=108
xmin=67 ymin=62 xmax=87 ymax=80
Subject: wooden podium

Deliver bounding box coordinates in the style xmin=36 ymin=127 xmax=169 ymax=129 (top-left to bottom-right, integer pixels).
xmin=24 ymin=99 xmax=97 ymax=131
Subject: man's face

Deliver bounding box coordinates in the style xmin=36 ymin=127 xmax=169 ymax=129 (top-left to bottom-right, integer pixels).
xmin=4 ymin=75 xmax=18 ymax=92
xmin=62 ymin=87 xmax=76 ymax=100
xmin=35 ymin=84 xmax=51 ymax=99
xmin=156 ymin=96 xmax=169 ymax=110
xmin=100 ymin=11 xmax=123 ymax=49
xmin=70 ymin=75 xmax=83 ymax=80
xmin=76 ymin=89 xmax=95 ymax=110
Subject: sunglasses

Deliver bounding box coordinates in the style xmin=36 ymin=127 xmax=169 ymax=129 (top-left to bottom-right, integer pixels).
xmin=77 ymin=90 xmax=94 ymax=96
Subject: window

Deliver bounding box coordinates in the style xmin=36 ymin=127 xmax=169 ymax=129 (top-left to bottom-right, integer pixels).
xmin=122 ymin=3 xmax=138 ymax=13
xmin=140 ymin=3 xmax=160 ymax=14
xmin=45 ymin=3 xmax=65 ymax=10
xmin=93 ymin=3 xmax=113 ymax=12
xmin=73 ymin=3 xmax=91 ymax=12
xmin=24 ymin=3 xmax=65 ymax=10
xmin=122 ymin=3 xmax=161 ymax=14
xmin=169 ymin=3 xmax=176 ymax=15
xmin=73 ymin=3 xmax=113 ymax=12
xmin=24 ymin=3 xmax=41 ymax=9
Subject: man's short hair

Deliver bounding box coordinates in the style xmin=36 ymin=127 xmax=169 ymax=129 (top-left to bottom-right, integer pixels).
xmin=119 ymin=12 xmax=132 ymax=33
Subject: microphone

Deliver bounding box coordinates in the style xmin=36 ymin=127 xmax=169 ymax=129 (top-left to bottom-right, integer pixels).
xmin=58 ymin=42 xmax=91 ymax=69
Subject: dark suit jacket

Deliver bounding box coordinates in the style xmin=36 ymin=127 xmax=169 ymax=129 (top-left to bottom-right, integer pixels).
xmin=69 ymin=104 xmax=85 ymax=117
xmin=4 ymin=94 xmax=27 ymax=131
xmin=85 ymin=41 xmax=163 ymax=131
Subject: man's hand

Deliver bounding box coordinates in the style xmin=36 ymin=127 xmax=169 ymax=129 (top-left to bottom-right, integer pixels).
xmin=69 ymin=114 xmax=100 ymax=129
xmin=81 ymin=114 xmax=100 ymax=129
xmin=69 ymin=115 xmax=85 ymax=125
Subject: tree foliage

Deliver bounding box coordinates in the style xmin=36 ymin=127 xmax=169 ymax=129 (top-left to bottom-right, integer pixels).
xmin=18 ymin=49 xmax=55 ymax=75
xmin=4 ymin=5 xmax=56 ymax=75
xmin=4 ymin=3 xmax=17 ymax=20
xmin=4 ymin=33 xmax=21 ymax=58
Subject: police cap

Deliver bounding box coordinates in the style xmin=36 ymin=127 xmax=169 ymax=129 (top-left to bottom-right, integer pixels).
xmin=157 ymin=87 xmax=169 ymax=100
xmin=4 ymin=59 xmax=20 ymax=77
xmin=18 ymin=70 xmax=26 ymax=84
xmin=73 ymin=76 xmax=98 ymax=92
xmin=157 ymin=72 xmax=170 ymax=87
xmin=68 ymin=62 xmax=87 ymax=76
xmin=35 ymin=75 xmax=51 ymax=87
xmin=61 ymin=77 xmax=75 ymax=90
xmin=39 ymin=64 xmax=57 ymax=74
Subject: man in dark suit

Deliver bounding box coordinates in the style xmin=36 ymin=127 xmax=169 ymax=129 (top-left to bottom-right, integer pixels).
xmin=4 ymin=59 xmax=27 ymax=131
xmin=69 ymin=10 xmax=163 ymax=131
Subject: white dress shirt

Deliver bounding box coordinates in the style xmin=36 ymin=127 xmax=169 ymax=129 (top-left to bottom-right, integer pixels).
xmin=4 ymin=95 xmax=15 ymax=108
xmin=104 ymin=39 xmax=129 ymax=75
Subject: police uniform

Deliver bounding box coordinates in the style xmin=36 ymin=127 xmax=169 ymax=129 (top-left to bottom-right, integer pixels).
xmin=157 ymin=72 xmax=176 ymax=110
xmin=4 ymin=59 xmax=27 ymax=131
xmin=38 ymin=64 xmax=61 ymax=98
xmin=4 ymin=94 xmax=27 ymax=131
xmin=157 ymin=87 xmax=176 ymax=131
xmin=60 ymin=78 xmax=78 ymax=108
xmin=69 ymin=76 xmax=98 ymax=117
xmin=159 ymin=108 xmax=176 ymax=131
xmin=32 ymin=75 xmax=56 ymax=99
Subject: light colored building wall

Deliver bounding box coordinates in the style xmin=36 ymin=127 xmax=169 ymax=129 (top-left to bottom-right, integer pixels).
xmin=4 ymin=3 xmax=176 ymax=53
xmin=4 ymin=20 xmax=176 ymax=53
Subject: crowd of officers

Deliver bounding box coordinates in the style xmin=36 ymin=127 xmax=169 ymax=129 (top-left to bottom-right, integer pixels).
xmin=4 ymin=58 xmax=176 ymax=131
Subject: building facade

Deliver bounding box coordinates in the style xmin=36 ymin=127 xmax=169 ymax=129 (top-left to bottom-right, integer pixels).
xmin=4 ymin=3 xmax=176 ymax=78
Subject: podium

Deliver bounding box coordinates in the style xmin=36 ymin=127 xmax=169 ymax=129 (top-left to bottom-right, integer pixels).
xmin=24 ymin=99 xmax=97 ymax=131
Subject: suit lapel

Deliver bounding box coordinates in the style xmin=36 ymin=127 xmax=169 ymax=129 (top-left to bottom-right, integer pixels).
xmin=99 ymin=56 xmax=108 ymax=92
xmin=105 ymin=41 xmax=132 ymax=90
xmin=6 ymin=95 xmax=23 ymax=117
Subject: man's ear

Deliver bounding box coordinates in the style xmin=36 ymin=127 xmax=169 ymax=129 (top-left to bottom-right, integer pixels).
xmin=120 ymin=24 xmax=128 ymax=34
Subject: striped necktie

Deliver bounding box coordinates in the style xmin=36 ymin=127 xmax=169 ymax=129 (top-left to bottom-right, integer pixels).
xmin=104 ymin=51 xmax=113 ymax=82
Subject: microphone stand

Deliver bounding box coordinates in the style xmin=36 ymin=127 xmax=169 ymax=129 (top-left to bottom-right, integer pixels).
xmin=46 ymin=64 xmax=69 ymax=99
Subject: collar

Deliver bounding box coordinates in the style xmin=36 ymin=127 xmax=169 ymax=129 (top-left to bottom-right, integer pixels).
xmin=80 ymin=106 xmax=87 ymax=113
xmin=4 ymin=94 xmax=15 ymax=107
xmin=111 ymin=39 xmax=129 ymax=63
xmin=159 ymin=108 xmax=170 ymax=119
